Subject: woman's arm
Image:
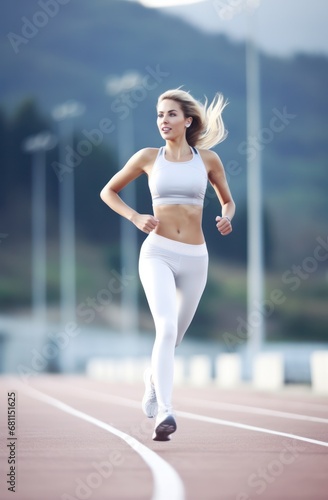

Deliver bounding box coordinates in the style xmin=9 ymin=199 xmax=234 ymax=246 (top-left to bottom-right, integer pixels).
xmin=100 ymin=148 xmax=159 ymax=233
xmin=200 ymin=149 xmax=236 ymax=236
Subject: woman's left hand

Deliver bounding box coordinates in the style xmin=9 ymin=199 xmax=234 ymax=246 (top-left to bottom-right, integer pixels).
xmin=215 ymin=216 xmax=232 ymax=236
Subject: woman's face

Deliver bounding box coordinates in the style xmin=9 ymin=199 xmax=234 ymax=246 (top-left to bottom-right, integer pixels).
xmin=157 ymin=99 xmax=191 ymax=141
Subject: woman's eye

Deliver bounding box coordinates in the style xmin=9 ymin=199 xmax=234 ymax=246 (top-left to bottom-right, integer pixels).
xmin=157 ymin=113 xmax=176 ymax=118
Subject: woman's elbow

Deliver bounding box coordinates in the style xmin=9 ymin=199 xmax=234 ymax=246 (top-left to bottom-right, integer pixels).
xmin=100 ymin=186 xmax=112 ymax=204
xmin=100 ymin=185 xmax=117 ymax=206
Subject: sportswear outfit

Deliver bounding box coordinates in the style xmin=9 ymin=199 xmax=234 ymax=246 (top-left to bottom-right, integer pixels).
xmin=139 ymin=147 xmax=209 ymax=439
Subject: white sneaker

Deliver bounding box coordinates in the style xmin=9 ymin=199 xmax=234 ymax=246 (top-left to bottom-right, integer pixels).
xmin=152 ymin=411 xmax=177 ymax=441
xmin=142 ymin=367 xmax=158 ymax=418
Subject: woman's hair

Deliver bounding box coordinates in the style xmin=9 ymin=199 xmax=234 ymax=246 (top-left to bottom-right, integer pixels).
xmin=157 ymin=88 xmax=228 ymax=149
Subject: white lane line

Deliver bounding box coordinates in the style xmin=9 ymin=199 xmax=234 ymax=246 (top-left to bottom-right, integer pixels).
xmin=175 ymin=410 xmax=328 ymax=448
xmin=178 ymin=398 xmax=328 ymax=424
xmin=21 ymin=385 xmax=185 ymax=500
xmin=57 ymin=385 xmax=328 ymax=449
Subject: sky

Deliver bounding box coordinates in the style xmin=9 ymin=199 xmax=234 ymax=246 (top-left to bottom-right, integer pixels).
xmin=130 ymin=0 xmax=328 ymax=58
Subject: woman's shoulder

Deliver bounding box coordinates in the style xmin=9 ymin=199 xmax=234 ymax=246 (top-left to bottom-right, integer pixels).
xmin=130 ymin=147 xmax=160 ymax=174
xmin=135 ymin=147 xmax=160 ymax=162
xmin=197 ymin=148 xmax=223 ymax=171
xmin=197 ymin=148 xmax=220 ymax=160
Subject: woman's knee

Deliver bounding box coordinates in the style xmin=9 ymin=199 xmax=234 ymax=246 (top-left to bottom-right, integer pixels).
xmin=155 ymin=317 xmax=177 ymax=344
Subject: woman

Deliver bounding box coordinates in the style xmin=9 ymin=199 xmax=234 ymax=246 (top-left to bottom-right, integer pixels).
xmin=100 ymin=88 xmax=235 ymax=441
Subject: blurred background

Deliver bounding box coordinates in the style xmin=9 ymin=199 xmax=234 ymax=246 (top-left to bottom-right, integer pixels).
xmin=0 ymin=0 xmax=327 ymax=384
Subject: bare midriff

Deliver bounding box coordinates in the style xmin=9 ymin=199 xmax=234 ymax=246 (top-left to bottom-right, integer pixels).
xmin=153 ymin=204 xmax=205 ymax=245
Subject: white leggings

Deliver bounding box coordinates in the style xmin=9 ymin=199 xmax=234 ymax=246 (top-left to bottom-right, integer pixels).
xmin=139 ymin=232 xmax=208 ymax=412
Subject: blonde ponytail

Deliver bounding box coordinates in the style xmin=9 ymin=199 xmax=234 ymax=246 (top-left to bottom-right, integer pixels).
xmin=157 ymin=88 xmax=228 ymax=150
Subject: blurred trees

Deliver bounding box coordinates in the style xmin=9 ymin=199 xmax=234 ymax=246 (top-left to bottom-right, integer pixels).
xmin=1 ymin=0 xmax=327 ymax=341
xmin=1 ymin=96 xmax=327 ymax=343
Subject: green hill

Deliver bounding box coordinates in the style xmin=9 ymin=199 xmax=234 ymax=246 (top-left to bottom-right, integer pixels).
xmin=1 ymin=0 xmax=327 ymax=341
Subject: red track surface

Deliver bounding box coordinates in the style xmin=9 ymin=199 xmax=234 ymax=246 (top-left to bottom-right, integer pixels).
xmin=0 ymin=375 xmax=327 ymax=500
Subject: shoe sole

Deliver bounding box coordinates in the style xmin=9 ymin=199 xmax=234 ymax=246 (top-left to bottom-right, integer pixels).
xmin=152 ymin=415 xmax=177 ymax=441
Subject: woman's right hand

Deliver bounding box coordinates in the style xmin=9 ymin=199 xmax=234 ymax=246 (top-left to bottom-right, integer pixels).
xmin=131 ymin=213 xmax=159 ymax=234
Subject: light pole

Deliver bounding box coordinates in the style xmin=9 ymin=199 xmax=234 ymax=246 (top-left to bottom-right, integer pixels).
xmin=245 ymin=6 xmax=264 ymax=375
xmin=52 ymin=100 xmax=85 ymax=326
xmin=22 ymin=131 xmax=57 ymax=326
xmin=106 ymin=72 xmax=143 ymax=338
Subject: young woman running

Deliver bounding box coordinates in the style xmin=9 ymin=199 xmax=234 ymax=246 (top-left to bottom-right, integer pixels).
xmin=100 ymin=88 xmax=235 ymax=441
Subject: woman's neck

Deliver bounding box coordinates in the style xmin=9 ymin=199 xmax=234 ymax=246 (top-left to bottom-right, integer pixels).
xmin=164 ymin=140 xmax=192 ymax=161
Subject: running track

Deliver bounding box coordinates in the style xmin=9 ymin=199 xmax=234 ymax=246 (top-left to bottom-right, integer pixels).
xmin=1 ymin=375 xmax=328 ymax=500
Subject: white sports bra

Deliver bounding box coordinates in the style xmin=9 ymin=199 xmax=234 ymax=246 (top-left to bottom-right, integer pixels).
xmin=149 ymin=147 xmax=208 ymax=207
